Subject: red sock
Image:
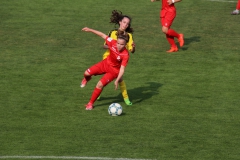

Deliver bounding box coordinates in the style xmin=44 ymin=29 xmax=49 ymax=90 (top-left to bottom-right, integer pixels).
xmin=167 ymin=29 xmax=180 ymax=38
xmin=166 ymin=34 xmax=177 ymax=48
xmin=237 ymin=0 xmax=240 ymax=10
xmin=89 ymin=87 xmax=102 ymax=104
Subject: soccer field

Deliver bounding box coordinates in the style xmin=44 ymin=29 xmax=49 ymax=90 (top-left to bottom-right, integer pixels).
xmin=0 ymin=0 xmax=240 ymax=160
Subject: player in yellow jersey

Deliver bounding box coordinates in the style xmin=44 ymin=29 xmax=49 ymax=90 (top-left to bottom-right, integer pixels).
xmin=99 ymin=10 xmax=135 ymax=106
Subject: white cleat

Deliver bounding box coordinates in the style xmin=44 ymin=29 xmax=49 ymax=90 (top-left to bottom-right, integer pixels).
xmin=231 ymin=9 xmax=239 ymax=15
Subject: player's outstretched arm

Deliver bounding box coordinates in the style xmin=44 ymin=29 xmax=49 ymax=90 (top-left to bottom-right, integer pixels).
xmin=151 ymin=0 xmax=182 ymax=4
xmin=167 ymin=0 xmax=182 ymax=5
xmin=82 ymin=27 xmax=107 ymax=39
xmin=114 ymin=66 xmax=125 ymax=90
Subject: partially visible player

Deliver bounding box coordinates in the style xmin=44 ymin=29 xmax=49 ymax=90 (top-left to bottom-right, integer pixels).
xmin=151 ymin=0 xmax=184 ymax=53
xmin=231 ymin=0 xmax=240 ymax=15
xmin=99 ymin=10 xmax=135 ymax=106
xmin=80 ymin=27 xmax=130 ymax=110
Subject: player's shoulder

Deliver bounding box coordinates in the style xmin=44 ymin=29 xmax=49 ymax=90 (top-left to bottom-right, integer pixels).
xmin=106 ymin=37 xmax=117 ymax=45
xmin=127 ymin=32 xmax=133 ymax=39
xmin=106 ymin=36 xmax=114 ymax=42
xmin=127 ymin=32 xmax=133 ymax=36
xmin=122 ymin=49 xmax=130 ymax=55
xmin=108 ymin=29 xmax=118 ymax=36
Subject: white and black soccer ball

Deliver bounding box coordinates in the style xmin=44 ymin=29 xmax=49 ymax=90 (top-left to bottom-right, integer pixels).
xmin=108 ymin=103 xmax=123 ymax=116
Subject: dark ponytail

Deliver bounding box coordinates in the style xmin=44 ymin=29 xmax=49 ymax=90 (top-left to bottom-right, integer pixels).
xmin=110 ymin=10 xmax=134 ymax=33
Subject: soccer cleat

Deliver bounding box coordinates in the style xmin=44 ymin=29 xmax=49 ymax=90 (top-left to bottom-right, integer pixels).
xmin=85 ymin=102 xmax=94 ymax=110
xmin=80 ymin=78 xmax=88 ymax=88
xmin=80 ymin=78 xmax=87 ymax=88
xmin=231 ymin=9 xmax=239 ymax=15
xmin=178 ymin=34 xmax=184 ymax=47
xmin=166 ymin=47 xmax=178 ymax=53
xmin=124 ymin=98 xmax=132 ymax=106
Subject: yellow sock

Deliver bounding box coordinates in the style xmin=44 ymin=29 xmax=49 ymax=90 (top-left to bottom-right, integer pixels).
xmin=119 ymin=80 xmax=128 ymax=99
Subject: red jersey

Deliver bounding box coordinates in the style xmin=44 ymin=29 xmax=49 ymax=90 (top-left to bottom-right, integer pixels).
xmin=162 ymin=0 xmax=175 ymax=11
xmin=105 ymin=37 xmax=129 ymax=69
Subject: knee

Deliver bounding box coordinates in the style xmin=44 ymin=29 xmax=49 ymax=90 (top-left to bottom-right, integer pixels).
xmin=162 ymin=27 xmax=168 ymax=34
xmin=84 ymin=70 xmax=90 ymax=76
xmin=96 ymin=81 xmax=104 ymax=89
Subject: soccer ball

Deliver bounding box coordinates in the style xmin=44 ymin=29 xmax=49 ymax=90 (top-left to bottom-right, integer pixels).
xmin=108 ymin=103 xmax=123 ymax=116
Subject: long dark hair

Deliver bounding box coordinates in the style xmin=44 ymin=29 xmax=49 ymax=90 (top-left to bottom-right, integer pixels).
xmin=110 ymin=10 xmax=134 ymax=33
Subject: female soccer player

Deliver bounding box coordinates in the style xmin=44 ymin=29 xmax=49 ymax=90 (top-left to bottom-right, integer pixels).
xmin=231 ymin=0 xmax=240 ymax=15
xmin=99 ymin=10 xmax=135 ymax=106
xmin=151 ymin=0 xmax=184 ymax=53
xmin=80 ymin=27 xmax=130 ymax=110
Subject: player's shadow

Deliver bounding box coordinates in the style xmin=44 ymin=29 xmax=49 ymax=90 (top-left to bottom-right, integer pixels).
xmin=96 ymin=82 xmax=163 ymax=107
xmin=178 ymin=36 xmax=201 ymax=51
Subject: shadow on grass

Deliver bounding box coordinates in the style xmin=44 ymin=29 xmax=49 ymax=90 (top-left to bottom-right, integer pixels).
xmin=178 ymin=36 xmax=201 ymax=51
xmin=96 ymin=82 xmax=163 ymax=107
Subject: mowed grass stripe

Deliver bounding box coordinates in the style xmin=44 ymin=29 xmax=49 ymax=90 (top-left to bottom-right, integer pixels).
xmin=0 ymin=156 xmax=155 ymax=160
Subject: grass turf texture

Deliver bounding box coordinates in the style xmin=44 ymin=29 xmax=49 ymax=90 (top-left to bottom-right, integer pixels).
xmin=0 ymin=0 xmax=240 ymax=159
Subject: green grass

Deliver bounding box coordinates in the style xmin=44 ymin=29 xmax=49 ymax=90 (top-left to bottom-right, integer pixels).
xmin=1 ymin=0 xmax=240 ymax=160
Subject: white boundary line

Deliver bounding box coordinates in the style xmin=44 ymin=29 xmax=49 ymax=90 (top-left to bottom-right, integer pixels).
xmin=207 ymin=0 xmax=237 ymax=3
xmin=0 ymin=156 xmax=156 ymax=160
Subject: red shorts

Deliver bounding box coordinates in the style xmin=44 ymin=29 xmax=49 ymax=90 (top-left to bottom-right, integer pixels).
xmin=160 ymin=9 xmax=176 ymax=28
xmin=86 ymin=59 xmax=119 ymax=86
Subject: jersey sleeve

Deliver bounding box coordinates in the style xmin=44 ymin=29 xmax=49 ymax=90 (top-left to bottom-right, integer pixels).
xmin=104 ymin=30 xmax=117 ymax=45
xmin=121 ymin=51 xmax=129 ymax=67
xmin=126 ymin=33 xmax=134 ymax=51
xmin=105 ymin=36 xmax=114 ymax=48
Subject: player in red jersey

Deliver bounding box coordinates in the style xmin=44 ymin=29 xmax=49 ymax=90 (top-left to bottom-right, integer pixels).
xmin=231 ymin=0 xmax=240 ymax=15
xmin=80 ymin=27 xmax=130 ymax=110
xmin=151 ymin=0 xmax=184 ymax=53
xmin=98 ymin=10 xmax=135 ymax=106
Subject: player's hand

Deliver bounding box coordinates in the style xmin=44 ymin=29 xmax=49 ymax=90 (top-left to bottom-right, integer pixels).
xmin=132 ymin=43 xmax=136 ymax=47
xmin=82 ymin=27 xmax=91 ymax=32
xmin=151 ymin=0 xmax=155 ymax=2
xmin=114 ymin=80 xmax=119 ymax=90
xmin=167 ymin=0 xmax=173 ymax=5
xmin=130 ymin=43 xmax=136 ymax=53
